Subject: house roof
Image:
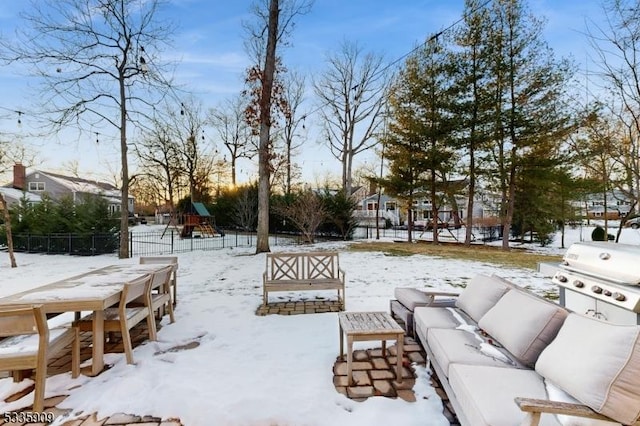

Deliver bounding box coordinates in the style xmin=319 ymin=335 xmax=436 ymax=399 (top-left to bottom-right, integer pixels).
xmin=0 ymin=187 xmax=42 ymax=203
xmin=29 ymin=171 xmax=131 ymax=200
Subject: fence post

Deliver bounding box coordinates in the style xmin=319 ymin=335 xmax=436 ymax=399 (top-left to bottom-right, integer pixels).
xmin=129 ymin=232 xmax=133 ymax=258
xmin=69 ymin=233 xmax=72 ymax=255
xmin=171 ymin=229 xmax=174 ymax=254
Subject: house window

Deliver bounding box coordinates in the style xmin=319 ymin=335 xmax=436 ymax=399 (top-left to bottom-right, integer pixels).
xmin=29 ymin=182 xmax=45 ymax=192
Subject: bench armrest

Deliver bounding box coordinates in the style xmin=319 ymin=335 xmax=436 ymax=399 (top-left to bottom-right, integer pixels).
xmin=339 ymin=267 xmax=346 ymax=281
xmin=422 ymin=290 xmax=460 ymax=297
xmin=515 ymin=397 xmax=617 ymax=426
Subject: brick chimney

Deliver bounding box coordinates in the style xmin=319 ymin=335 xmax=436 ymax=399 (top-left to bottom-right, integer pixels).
xmin=13 ymin=163 xmax=26 ymax=190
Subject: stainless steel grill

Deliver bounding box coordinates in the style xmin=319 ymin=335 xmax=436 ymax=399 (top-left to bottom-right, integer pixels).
xmin=553 ymin=241 xmax=640 ymax=325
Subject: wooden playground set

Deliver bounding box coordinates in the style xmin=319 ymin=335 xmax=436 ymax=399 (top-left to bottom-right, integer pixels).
xmin=162 ymin=202 xmax=224 ymax=239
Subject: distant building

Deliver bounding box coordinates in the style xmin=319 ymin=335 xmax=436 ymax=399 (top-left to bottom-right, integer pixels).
xmin=3 ymin=163 xmax=133 ymax=214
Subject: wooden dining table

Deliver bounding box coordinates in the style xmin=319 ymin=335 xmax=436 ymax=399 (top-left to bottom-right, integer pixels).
xmin=0 ymin=263 xmax=170 ymax=376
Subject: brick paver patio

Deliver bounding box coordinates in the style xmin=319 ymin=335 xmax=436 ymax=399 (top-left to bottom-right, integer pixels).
xmin=255 ymin=298 xmax=342 ymax=315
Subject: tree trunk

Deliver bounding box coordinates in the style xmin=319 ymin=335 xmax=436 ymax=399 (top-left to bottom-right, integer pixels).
xmin=255 ymin=0 xmax=279 ymax=254
xmin=0 ymin=193 xmax=17 ymax=268
xmin=119 ymin=75 xmax=130 ymax=259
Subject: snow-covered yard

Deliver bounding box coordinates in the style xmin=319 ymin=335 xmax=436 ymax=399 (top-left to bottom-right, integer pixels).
xmin=0 ymin=224 xmax=639 ymax=425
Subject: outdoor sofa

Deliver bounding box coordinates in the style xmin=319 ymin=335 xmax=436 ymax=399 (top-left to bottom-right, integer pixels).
xmin=406 ymin=274 xmax=640 ymax=426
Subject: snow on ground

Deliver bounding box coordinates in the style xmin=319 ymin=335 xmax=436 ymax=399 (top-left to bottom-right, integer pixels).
xmin=0 ymin=223 xmax=638 ymax=425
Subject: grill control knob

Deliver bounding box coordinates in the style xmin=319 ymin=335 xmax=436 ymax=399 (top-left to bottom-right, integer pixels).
xmin=573 ymin=280 xmax=584 ymax=288
xmin=613 ymin=292 xmax=626 ymax=302
xmin=591 ymin=286 xmax=603 ymax=294
xmin=603 ymin=290 xmax=612 ymax=297
xmin=557 ymin=275 xmax=568 ymax=283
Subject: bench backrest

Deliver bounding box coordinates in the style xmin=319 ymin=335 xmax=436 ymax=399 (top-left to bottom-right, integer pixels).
xmin=265 ymin=252 xmax=340 ymax=281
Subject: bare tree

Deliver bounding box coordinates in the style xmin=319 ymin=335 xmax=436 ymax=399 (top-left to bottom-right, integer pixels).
xmin=134 ymin=109 xmax=182 ymax=211
xmin=173 ymin=99 xmax=216 ymax=203
xmin=281 ymin=69 xmax=308 ymax=195
xmin=0 ymin=143 xmax=36 ymax=268
xmin=234 ymin=186 xmax=258 ymax=232
xmin=0 ymin=0 xmax=176 ymax=258
xmin=243 ymin=0 xmax=313 ymax=253
xmin=274 ymin=190 xmax=326 ymax=243
xmin=208 ymin=95 xmax=253 ymax=186
xmin=586 ymin=0 xmax=640 ymax=212
xmin=313 ymin=41 xmax=389 ymax=196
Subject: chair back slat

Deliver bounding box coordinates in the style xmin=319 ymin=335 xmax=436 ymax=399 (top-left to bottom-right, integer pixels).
xmin=122 ymin=274 xmax=153 ymax=304
xmin=0 ymin=305 xmax=45 ymax=337
xmin=151 ymin=265 xmax=173 ymax=291
xmin=140 ymin=256 xmax=178 ymax=267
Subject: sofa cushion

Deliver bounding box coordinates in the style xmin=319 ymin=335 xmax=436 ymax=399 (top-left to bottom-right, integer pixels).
xmin=535 ymin=313 xmax=640 ymax=425
xmin=478 ymin=289 xmax=568 ymax=367
xmin=394 ymin=288 xmax=434 ymax=311
xmin=413 ymin=307 xmax=459 ymax=345
xmin=455 ymin=274 xmax=511 ymax=322
xmin=427 ymin=328 xmax=519 ymax=378
xmin=448 ymin=364 xmax=561 ymax=426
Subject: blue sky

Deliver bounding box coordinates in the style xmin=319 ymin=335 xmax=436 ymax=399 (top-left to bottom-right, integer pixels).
xmin=0 ymin=0 xmax=606 ymax=186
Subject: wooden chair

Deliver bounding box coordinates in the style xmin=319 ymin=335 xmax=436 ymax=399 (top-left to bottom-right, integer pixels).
xmin=148 ymin=265 xmax=175 ymax=323
xmin=72 ymin=274 xmax=156 ymax=365
xmin=0 ymin=305 xmax=79 ymax=412
xmin=140 ymin=256 xmax=178 ymax=306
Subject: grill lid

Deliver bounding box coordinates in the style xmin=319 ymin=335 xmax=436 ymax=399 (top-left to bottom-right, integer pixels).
xmin=562 ymin=242 xmax=640 ymax=285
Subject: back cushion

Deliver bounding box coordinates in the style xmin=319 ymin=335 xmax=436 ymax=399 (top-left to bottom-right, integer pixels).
xmin=454 ymin=274 xmax=511 ymax=322
xmin=535 ymin=313 xmax=640 ymax=425
xmin=478 ymin=289 xmax=568 ymax=367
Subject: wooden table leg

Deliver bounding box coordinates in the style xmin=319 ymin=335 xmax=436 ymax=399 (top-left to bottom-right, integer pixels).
xmin=396 ymin=332 xmax=404 ymax=383
xmin=91 ymin=310 xmax=105 ymax=376
xmin=347 ymin=335 xmax=354 ymax=386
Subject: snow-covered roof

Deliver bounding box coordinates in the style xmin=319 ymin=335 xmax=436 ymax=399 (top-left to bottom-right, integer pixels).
xmin=29 ymin=171 xmax=132 ymax=200
xmin=0 ymin=187 xmax=42 ymax=203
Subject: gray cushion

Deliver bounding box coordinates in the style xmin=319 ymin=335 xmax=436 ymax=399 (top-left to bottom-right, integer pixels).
xmin=448 ymin=364 xmax=561 ymax=426
xmin=535 ymin=313 xmax=640 ymax=425
xmin=427 ymin=328 xmax=518 ymax=378
xmin=478 ymin=289 xmax=568 ymax=367
xmin=455 ymin=274 xmax=511 ymax=322
xmin=394 ymin=287 xmax=434 ymax=311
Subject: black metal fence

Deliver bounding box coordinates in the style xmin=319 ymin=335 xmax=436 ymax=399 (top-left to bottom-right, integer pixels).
xmin=2 ymin=232 xmax=119 ymax=256
xmin=0 ymin=225 xmax=503 ymax=257
xmin=0 ymin=229 xmax=302 ymax=257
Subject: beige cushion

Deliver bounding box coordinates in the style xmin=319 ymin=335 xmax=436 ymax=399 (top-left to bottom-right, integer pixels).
xmin=455 ymin=274 xmax=511 ymax=322
xmin=413 ymin=307 xmax=461 ymax=345
xmin=394 ymin=287 xmax=434 ymax=311
xmin=535 ymin=314 xmax=640 ymax=425
xmin=427 ymin=328 xmax=518 ymax=378
xmin=478 ymin=289 xmax=568 ymax=367
xmin=448 ymin=364 xmax=561 ymax=426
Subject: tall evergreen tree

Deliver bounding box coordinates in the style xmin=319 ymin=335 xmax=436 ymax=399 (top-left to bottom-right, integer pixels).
xmin=380 ymin=37 xmax=458 ymax=242
xmin=484 ymin=0 xmax=573 ymax=250
xmin=454 ymin=0 xmax=494 ymax=245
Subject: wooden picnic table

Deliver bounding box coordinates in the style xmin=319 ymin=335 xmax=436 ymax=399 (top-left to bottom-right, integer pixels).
xmin=0 ymin=263 xmax=171 ymax=376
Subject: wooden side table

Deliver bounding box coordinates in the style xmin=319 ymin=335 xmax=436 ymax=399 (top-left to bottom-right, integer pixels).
xmin=338 ymin=311 xmax=405 ymax=385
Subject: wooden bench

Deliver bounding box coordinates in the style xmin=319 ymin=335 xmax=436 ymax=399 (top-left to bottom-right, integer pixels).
xmin=262 ymin=251 xmax=345 ymax=309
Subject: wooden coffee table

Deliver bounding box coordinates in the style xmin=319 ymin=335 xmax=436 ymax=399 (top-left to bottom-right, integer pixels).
xmin=338 ymin=311 xmax=405 ymax=385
